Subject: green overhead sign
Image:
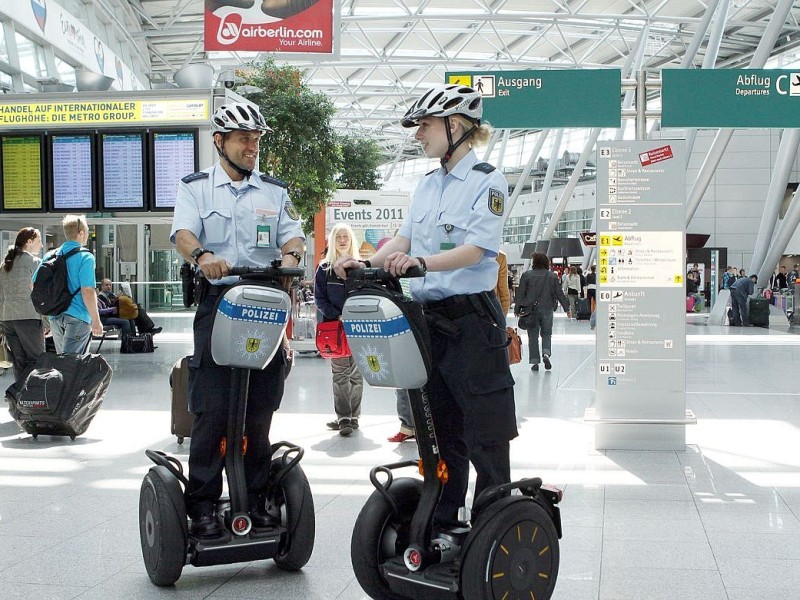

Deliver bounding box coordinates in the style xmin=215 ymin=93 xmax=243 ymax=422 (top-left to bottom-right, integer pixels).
xmin=662 ymin=69 xmax=800 ymax=128
xmin=445 ymin=69 xmax=621 ymax=129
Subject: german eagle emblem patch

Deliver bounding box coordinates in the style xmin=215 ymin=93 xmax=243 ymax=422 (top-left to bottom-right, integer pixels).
xmin=284 ymin=201 xmax=300 ymax=221
xmin=488 ymin=189 xmax=504 ymax=216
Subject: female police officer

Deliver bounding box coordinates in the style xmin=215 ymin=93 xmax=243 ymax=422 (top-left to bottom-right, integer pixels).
xmin=170 ymin=103 xmax=305 ymax=538
xmin=335 ymin=83 xmax=517 ymax=526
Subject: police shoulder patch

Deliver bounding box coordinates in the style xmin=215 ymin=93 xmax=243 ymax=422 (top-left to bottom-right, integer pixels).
xmin=488 ymin=188 xmax=505 ymax=216
xmin=181 ymin=171 xmax=209 ymax=184
xmin=284 ymin=201 xmax=300 ymax=221
xmin=260 ymin=174 xmax=288 ymax=188
xmin=473 ymin=162 xmax=496 ymax=174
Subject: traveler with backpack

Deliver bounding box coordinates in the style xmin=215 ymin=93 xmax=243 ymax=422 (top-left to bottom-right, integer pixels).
xmin=0 ymin=227 xmax=46 ymax=379
xmin=32 ymin=215 xmax=103 ymax=354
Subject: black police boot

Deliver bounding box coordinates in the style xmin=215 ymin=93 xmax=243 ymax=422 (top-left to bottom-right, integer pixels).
xmin=190 ymin=514 xmax=223 ymax=539
xmin=250 ymin=506 xmax=280 ymax=530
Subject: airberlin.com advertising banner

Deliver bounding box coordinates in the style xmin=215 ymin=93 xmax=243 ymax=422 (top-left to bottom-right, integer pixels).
xmin=204 ymin=0 xmax=335 ymax=53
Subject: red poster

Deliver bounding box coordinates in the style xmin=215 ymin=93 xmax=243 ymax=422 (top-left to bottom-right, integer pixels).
xmin=638 ymin=145 xmax=674 ymax=167
xmin=204 ymin=0 xmax=335 ymax=53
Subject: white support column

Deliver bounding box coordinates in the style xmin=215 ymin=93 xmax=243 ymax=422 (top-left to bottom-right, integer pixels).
xmin=3 ymin=21 xmax=25 ymax=91
xmin=529 ymin=129 xmax=564 ymax=242
xmin=685 ymin=0 xmax=796 ymax=226
xmin=503 ymin=130 xmax=550 ymax=226
xmin=752 ymin=129 xmax=800 ymax=285
xmin=684 ymin=0 xmax=730 ymax=157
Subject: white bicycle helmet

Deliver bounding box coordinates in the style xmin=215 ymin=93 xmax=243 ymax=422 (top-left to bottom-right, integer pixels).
xmin=211 ymin=102 xmax=272 ymax=134
xmin=401 ymin=84 xmax=483 ymax=128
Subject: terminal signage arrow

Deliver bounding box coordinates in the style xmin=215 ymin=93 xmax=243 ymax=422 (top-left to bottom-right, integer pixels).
xmin=445 ymin=69 xmax=621 ymax=129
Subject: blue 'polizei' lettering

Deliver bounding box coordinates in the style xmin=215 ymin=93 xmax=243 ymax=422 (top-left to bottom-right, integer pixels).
xmin=344 ymin=315 xmax=411 ymax=338
xmin=217 ymin=298 xmax=288 ymax=325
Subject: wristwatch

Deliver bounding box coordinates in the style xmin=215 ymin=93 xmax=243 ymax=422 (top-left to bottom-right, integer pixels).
xmin=190 ymin=247 xmax=214 ymax=265
xmin=283 ymin=250 xmax=303 ymax=264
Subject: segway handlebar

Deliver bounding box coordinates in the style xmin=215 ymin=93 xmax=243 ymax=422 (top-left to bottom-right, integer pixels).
xmin=346 ymin=265 xmax=425 ymax=282
xmin=227 ymin=265 xmax=305 ymax=278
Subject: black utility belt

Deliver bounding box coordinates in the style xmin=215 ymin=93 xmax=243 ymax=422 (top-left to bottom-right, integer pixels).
xmin=424 ymin=291 xmax=494 ymax=321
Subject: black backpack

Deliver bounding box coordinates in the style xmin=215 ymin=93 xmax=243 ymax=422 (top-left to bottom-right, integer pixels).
xmin=30 ymin=247 xmax=89 ymax=316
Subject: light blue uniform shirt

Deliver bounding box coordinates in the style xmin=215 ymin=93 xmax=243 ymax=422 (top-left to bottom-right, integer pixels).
xmin=169 ymin=163 xmax=305 ymax=285
xmin=32 ymin=241 xmax=95 ymax=323
xmin=399 ymin=150 xmax=508 ymax=302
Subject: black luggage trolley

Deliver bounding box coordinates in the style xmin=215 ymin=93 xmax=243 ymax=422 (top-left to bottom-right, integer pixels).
xmin=342 ymin=267 xmax=563 ymax=600
xmin=138 ymin=265 xmax=314 ymax=586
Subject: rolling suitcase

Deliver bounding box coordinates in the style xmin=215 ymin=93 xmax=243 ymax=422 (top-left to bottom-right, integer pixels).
xmin=170 ymin=355 xmax=193 ymax=444
xmin=5 ymin=352 xmax=112 ymax=440
xmin=748 ymin=297 xmax=770 ymax=328
xmin=576 ymin=297 xmax=591 ymax=320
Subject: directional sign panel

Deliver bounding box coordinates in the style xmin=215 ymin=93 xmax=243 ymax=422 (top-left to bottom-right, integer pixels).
xmin=662 ymin=69 xmax=800 ymax=128
xmin=445 ymin=69 xmax=621 ymax=129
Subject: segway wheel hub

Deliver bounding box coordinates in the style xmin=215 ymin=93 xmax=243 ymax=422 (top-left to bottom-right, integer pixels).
xmin=403 ymin=547 xmax=423 ymax=571
xmin=232 ymin=515 xmax=252 ymax=536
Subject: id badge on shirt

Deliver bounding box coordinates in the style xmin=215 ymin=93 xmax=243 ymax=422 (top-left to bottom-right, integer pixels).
xmin=256 ymin=224 xmax=271 ymax=248
xmin=440 ymin=223 xmax=456 ymax=251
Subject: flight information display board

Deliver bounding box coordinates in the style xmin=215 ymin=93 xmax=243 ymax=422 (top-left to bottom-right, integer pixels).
xmin=152 ymin=131 xmax=198 ymax=210
xmin=101 ymin=132 xmax=145 ymax=210
xmin=51 ymin=134 xmax=94 ymax=211
xmin=1 ymin=135 xmax=44 ymax=211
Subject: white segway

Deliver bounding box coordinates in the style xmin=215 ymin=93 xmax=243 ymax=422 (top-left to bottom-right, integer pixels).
xmin=343 ymin=267 xmax=563 ymax=600
xmin=139 ymin=264 xmax=314 ymax=586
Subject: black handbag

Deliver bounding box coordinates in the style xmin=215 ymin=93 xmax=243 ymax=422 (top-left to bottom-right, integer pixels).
xmin=120 ymin=332 xmax=156 ymax=354
xmin=517 ymin=309 xmax=533 ymax=330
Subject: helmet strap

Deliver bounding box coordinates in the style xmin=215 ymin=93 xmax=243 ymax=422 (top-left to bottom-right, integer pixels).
xmin=440 ymin=116 xmax=477 ymax=172
xmin=215 ymin=136 xmax=253 ymax=179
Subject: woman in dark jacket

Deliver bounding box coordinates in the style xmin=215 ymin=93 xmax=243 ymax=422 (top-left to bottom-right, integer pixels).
xmin=514 ymin=252 xmax=570 ymax=372
xmin=315 ymin=223 xmax=364 ymax=437
xmin=0 ymin=228 xmax=45 ymax=379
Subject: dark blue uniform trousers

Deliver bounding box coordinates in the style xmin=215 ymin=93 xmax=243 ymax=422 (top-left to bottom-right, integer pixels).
xmin=425 ymin=294 xmax=517 ymax=524
xmin=186 ymin=294 xmax=286 ymax=518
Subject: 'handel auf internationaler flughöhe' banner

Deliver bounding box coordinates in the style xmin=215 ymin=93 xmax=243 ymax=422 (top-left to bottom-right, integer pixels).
xmin=204 ymin=0 xmax=334 ymax=53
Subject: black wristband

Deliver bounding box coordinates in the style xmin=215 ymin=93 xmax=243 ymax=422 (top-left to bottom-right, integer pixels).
xmin=416 ymin=256 xmax=427 ymax=274
xmin=362 ymin=260 xmax=372 ymax=268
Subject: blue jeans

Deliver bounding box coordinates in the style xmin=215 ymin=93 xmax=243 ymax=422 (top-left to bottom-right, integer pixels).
xmin=49 ymin=314 xmax=91 ymax=354
xmin=101 ymin=316 xmax=133 ymax=336
xmin=396 ymin=388 xmax=414 ymax=431
xmin=527 ymin=308 xmax=555 ymax=363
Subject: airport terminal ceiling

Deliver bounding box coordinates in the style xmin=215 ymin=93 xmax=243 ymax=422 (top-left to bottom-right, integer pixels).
xmin=117 ymin=0 xmax=800 ymax=161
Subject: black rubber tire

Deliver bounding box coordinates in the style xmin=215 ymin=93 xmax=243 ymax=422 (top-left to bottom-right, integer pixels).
xmin=139 ymin=471 xmax=186 ymax=586
xmin=460 ymin=500 xmax=560 ymax=600
xmin=272 ymin=464 xmax=315 ymax=571
xmin=350 ymin=478 xmax=422 ymax=600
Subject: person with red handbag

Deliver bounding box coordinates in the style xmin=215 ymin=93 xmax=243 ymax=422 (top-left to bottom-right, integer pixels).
xmin=314 ymin=223 xmax=364 ymax=437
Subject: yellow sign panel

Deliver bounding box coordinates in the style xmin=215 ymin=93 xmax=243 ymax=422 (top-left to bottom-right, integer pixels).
xmin=600 ymin=258 xmax=608 ymax=266
xmin=611 ymin=235 xmax=624 ymax=246
xmin=674 ymin=274 xmax=683 ymax=284
xmin=0 ymin=99 xmax=209 ymax=127
xmin=448 ymin=75 xmax=472 ymax=86
xmin=599 ymin=235 xmax=611 ymax=247
xmin=599 ymin=275 xmax=608 ymax=283
xmin=599 ymin=248 xmax=608 ymax=257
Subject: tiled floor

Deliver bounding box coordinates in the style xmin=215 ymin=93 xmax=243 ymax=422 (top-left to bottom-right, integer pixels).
xmin=2 ymin=311 xmax=800 ymax=599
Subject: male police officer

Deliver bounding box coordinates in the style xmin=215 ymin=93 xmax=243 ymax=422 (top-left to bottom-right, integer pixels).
xmin=171 ymin=103 xmax=305 ymax=538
